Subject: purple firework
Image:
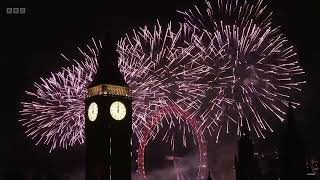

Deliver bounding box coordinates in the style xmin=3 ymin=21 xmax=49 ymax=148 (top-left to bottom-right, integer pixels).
xmin=117 ymin=21 xmax=209 ymax=147
xmin=178 ymin=0 xmax=272 ymax=30
xmin=20 ymin=23 xmax=209 ymax=151
xmin=20 ymin=39 xmax=99 ymax=152
xmin=179 ymin=0 xmax=306 ymax=140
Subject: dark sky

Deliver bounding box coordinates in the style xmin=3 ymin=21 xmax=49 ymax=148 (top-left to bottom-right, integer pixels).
xmin=0 ymin=0 xmax=319 ymax=179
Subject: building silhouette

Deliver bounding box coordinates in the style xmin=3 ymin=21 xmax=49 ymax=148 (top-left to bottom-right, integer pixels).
xmin=256 ymin=151 xmax=279 ymax=180
xmin=235 ymin=126 xmax=258 ymax=180
xmin=207 ymin=171 xmax=213 ymax=180
xmin=234 ymin=104 xmax=316 ymax=180
xmin=278 ymin=104 xmax=307 ymax=180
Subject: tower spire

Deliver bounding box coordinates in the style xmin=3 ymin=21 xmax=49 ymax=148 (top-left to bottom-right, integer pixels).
xmin=89 ymin=32 xmax=127 ymax=88
xmin=236 ymin=124 xmax=255 ymax=180
xmin=207 ymin=171 xmax=213 ymax=180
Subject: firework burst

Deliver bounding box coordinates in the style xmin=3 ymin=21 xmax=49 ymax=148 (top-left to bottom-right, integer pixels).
xmin=118 ymin=23 xmax=210 ymax=178
xmin=19 ymin=39 xmax=99 ymax=152
xmin=178 ymin=0 xmax=272 ymax=30
xmin=178 ymin=0 xmax=306 ymax=140
xmin=20 ymin=22 xmax=209 ymax=151
xmin=20 ymin=0 xmax=306 ymax=152
xmin=118 ymin=21 xmax=210 ymax=145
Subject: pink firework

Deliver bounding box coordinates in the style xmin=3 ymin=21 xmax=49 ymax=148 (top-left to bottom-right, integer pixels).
xmin=20 ymin=38 xmax=100 ymax=152
xmin=117 ymin=22 xmax=211 ymax=178
xmin=178 ymin=0 xmax=272 ymax=30
xmin=20 ymin=23 xmax=208 ymax=152
xmin=117 ymin=21 xmax=209 ymax=144
xmin=179 ymin=0 xmax=306 ymax=140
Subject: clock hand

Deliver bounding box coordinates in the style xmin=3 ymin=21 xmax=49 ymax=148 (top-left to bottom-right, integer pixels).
xmin=117 ymin=102 xmax=119 ymax=113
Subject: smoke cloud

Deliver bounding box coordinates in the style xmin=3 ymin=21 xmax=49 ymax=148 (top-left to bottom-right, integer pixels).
xmin=132 ymin=151 xmax=200 ymax=180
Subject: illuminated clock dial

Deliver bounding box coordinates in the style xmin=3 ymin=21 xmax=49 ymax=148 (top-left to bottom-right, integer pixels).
xmin=88 ymin=102 xmax=98 ymax=121
xmin=110 ymin=101 xmax=126 ymax=121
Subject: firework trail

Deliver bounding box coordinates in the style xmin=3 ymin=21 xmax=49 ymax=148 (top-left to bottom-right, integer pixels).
xmin=20 ymin=22 xmax=209 ymax=151
xmin=178 ymin=0 xmax=306 ymax=140
xmin=117 ymin=21 xmax=210 ymax=146
xmin=20 ymin=39 xmax=100 ymax=152
xmin=20 ymin=0 xmax=307 ymax=152
xmin=178 ymin=0 xmax=272 ymax=30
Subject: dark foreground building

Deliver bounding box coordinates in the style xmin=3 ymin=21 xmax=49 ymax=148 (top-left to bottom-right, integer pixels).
xmin=235 ymin=105 xmax=312 ymax=180
xmin=278 ymin=105 xmax=307 ymax=180
xmin=235 ymin=127 xmax=260 ymax=180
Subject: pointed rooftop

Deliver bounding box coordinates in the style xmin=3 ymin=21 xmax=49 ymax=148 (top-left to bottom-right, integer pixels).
xmin=207 ymin=171 xmax=213 ymax=180
xmin=89 ymin=32 xmax=127 ymax=88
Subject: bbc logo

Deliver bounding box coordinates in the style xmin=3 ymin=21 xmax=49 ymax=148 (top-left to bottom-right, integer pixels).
xmin=6 ymin=8 xmax=26 ymax=14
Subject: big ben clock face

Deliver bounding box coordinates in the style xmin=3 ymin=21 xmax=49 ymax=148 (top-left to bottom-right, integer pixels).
xmin=110 ymin=101 xmax=126 ymax=121
xmin=88 ymin=102 xmax=98 ymax=121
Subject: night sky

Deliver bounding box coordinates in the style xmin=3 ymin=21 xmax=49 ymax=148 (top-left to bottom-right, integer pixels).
xmin=0 ymin=0 xmax=319 ymax=179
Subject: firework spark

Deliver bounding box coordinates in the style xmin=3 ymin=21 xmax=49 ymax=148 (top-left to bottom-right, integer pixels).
xmin=20 ymin=0 xmax=306 ymax=154
xmin=178 ymin=0 xmax=306 ymax=140
xmin=20 ymin=22 xmax=208 ymax=151
xmin=117 ymin=21 xmax=210 ymax=143
xmin=20 ymin=38 xmax=99 ymax=152
xmin=178 ymin=0 xmax=272 ymax=30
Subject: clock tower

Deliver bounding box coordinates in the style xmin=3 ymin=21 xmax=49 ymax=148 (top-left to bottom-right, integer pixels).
xmin=85 ymin=33 xmax=132 ymax=180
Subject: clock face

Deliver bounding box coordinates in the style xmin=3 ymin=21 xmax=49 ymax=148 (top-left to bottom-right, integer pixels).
xmin=88 ymin=102 xmax=98 ymax=121
xmin=110 ymin=101 xmax=126 ymax=121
